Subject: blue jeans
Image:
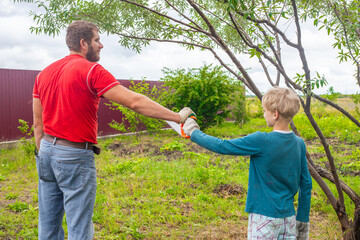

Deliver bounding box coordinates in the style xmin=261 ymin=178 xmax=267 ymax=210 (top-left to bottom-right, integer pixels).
xmin=36 ymin=138 xmax=97 ymax=240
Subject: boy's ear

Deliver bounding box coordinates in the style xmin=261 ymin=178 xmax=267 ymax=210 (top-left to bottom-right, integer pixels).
xmin=273 ymin=110 xmax=279 ymax=120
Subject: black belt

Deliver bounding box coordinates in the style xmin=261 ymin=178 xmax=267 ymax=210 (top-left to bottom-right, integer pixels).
xmin=43 ymin=133 xmax=100 ymax=155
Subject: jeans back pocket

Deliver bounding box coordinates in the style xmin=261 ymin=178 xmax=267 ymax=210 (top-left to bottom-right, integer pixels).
xmin=56 ymin=158 xmax=85 ymax=191
xmin=36 ymin=155 xmax=56 ymax=182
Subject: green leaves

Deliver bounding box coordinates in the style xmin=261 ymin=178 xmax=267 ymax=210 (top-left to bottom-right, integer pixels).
xmin=7 ymin=201 xmax=29 ymax=212
xmin=248 ymin=48 xmax=261 ymax=58
xmin=227 ymin=0 xmax=238 ymax=11
xmin=312 ymin=72 xmax=328 ymax=90
xmin=107 ymin=80 xmax=166 ymax=140
xmin=294 ymin=71 xmax=328 ymax=96
xmin=161 ymin=64 xmax=245 ymax=129
xmin=14 ymin=0 xmax=360 ymax=102
xmin=160 ymin=141 xmax=186 ymax=152
xmin=17 ymin=120 xmax=36 ymax=156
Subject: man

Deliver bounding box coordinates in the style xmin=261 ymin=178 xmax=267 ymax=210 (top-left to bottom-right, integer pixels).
xmin=33 ymin=20 xmax=193 ymax=240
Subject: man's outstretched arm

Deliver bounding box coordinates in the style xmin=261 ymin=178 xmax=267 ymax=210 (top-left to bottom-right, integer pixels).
xmin=103 ymin=85 xmax=191 ymax=123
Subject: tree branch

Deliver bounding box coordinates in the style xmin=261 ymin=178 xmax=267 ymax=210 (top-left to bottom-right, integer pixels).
xmin=207 ymin=48 xmax=254 ymax=91
xmin=314 ymin=163 xmax=360 ymax=206
xmin=118 ymin=0 xmax=210 ymax=36
xmin=299 ymin=96 xmax=348 ymax=221
xmin=187 ymin=0 xmax=263 ymax=98
xmin=195 ymin=1 xmax=235 ymax=30
xmin=331 ymin=2 xmax=360 ymax=86
xmin=164 ymin=0 xmax=203 ymax=31
xmin=313 ymin=95 xmax=360 ymax=128
xmin=227 ymin=1 xmax=298 ymax=48
xmin=114 ymin=32 xmax=211 ymax=50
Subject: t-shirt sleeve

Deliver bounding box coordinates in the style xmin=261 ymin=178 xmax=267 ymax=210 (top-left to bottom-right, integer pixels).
xmin=33 ymin=73 xmax=40 ymax=98
xmin=87 ymin=64 xmax=120 ymax=97
xmin=191 ymin=130 xmax=262 ymax=156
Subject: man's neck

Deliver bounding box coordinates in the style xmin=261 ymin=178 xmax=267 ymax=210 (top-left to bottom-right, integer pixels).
xmin=69 ymin=51 xmax=85 ymax=58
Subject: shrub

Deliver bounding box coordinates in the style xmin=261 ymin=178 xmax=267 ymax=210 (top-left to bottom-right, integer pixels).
xmin=18 ymin=119 xmax=36 ymax=156
xmin=107 ymin=80 xmax=166 ymax=141
xmin=161 ymin=64 xmax=245 ymax=129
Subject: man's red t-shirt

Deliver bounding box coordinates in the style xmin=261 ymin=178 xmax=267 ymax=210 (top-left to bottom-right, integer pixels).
xmin=33 ymin=54 xmax=120 ymax=143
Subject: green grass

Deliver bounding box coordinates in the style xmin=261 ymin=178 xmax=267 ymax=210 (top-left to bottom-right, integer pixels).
xmin=92 ymin=138 xmax=249 ymax=239
xmin=1 ymin=113 xmax=359 ymax=239
xmin=293 ymin=113 xmax=360 ymax=143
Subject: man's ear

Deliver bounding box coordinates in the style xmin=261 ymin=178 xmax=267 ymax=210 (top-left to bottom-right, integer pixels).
xmin=80 ymin=39 xmax=88 ymax=50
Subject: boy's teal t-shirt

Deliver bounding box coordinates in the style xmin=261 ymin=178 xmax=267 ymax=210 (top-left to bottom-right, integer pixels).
xmin=191 ymin=130 xmax=312 ymax=222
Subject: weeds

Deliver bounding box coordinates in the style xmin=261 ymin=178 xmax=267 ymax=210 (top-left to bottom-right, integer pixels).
xmin=160 ymin=140 xmax=186 ymax=152
xmin=0 ymin=173 xmax=6 ymax=181
xmin=17 ymin=119 xmax=36 ymax=156
xmin=5 ymin=193 xmax=18 ymax=200
xmin=7 ymin=201 xmax=29 ymax=212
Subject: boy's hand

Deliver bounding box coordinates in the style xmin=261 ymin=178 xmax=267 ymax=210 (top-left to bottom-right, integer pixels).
xmin=182 ymin=118 xmax=199 ymax=137
xmin=296 ymin=221 xmax=309 ymax=240
xmin=179 ymin=107 xmax=195 ymax=124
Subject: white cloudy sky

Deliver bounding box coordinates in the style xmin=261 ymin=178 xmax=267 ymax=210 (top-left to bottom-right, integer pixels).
xmin=1 ymin=0 xmax=359 ymax=95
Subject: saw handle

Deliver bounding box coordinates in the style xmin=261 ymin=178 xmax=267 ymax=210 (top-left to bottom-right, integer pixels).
xmin=180 ymin=115 xmax=197 ymax=138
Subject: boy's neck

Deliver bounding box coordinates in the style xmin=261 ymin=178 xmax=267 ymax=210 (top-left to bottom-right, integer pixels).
xmin=273 ymin=126 xmax=290 ymax=131
xmin=273 ymin=119 xmax=291 ymax=131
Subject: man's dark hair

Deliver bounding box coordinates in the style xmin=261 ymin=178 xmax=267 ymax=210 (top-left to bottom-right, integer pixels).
xmin=66 ymin=20 xmax=99 ymax=52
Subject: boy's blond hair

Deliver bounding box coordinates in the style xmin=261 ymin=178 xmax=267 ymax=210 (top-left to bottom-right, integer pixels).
xmin=262 ymin=87 xmax=300 ymax=120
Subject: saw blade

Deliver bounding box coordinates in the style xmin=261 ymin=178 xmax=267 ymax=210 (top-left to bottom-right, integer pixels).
xmin=165 ymin=120 xmax=182 ymax=136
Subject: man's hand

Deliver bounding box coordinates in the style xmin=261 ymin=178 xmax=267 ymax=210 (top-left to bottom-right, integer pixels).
xmin=179 ymin=107 xmax=195 ymax=124
xmin=296 ymin=221 xmax=309 ymax=240
xmin=182 ymin=118 xmax=199 ymax=137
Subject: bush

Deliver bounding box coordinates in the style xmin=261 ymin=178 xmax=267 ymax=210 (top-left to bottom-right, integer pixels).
xmin=107 ymin=80 xmax=166 ymax=141
xmin=161 ymin=64 xmax=245 ymax=129
xmin=17 ymin=119 xmax=36 ymax=156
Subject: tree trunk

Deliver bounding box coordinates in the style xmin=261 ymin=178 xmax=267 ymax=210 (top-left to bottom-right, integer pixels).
xmin=354 ymin=207 xmax=360 ymax=240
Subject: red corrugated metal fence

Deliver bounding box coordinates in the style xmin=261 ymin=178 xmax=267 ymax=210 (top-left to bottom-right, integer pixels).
xmin=0 ymin=68 xmax=163 ymax=142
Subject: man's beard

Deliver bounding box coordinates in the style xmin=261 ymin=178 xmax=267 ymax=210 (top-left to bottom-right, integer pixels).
xmin=86 ymin=44 xmax=100 ymax=62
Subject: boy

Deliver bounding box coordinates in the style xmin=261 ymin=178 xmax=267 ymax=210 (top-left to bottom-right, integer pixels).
xmin=183 ymin=87 xmax=312 ymax=239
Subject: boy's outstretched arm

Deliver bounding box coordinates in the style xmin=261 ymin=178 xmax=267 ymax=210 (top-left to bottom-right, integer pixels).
xmin=182 ymin=118 xmax=261 ymax=156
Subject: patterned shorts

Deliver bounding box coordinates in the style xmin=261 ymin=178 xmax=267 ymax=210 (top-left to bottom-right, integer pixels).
xmin=247 ymin=213 xmax=296 ymax=240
